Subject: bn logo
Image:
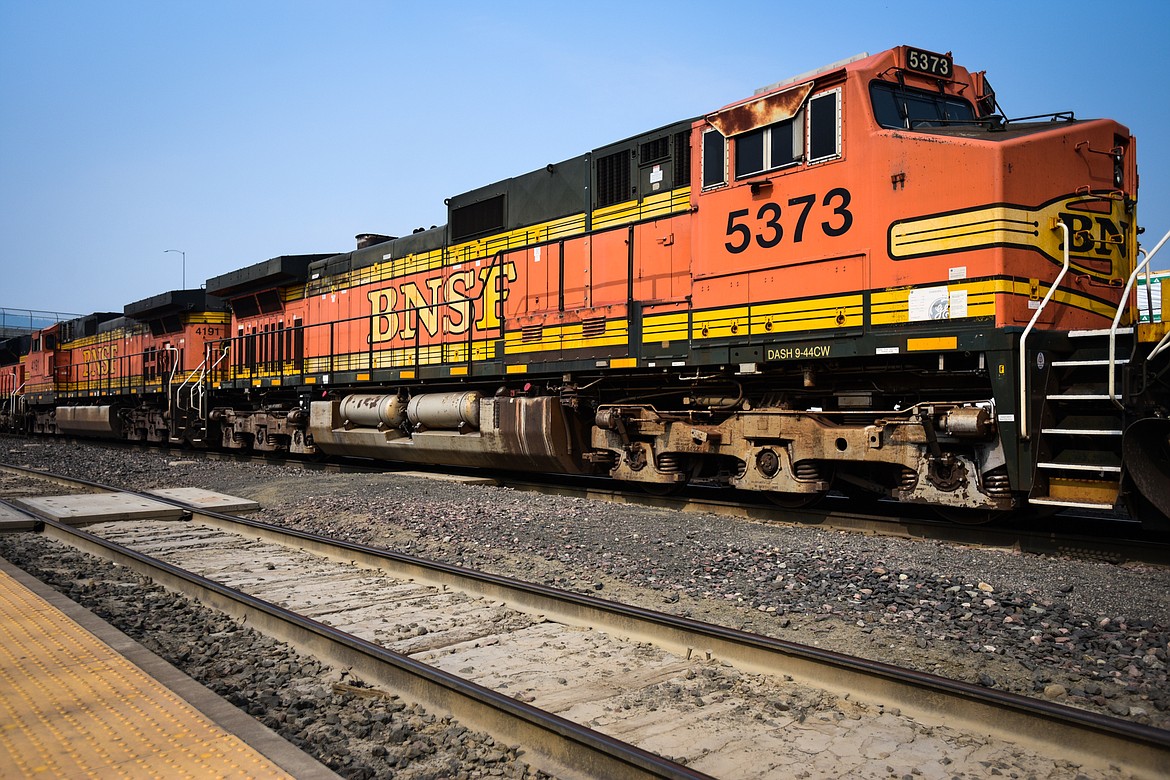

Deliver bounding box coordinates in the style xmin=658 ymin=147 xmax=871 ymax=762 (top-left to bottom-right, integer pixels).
xmin=1059 ymin=212 xmax=1128 ymax=260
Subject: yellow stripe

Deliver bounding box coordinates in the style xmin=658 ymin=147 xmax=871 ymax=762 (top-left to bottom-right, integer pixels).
xmin=503 ymin=320 xmax=631 ymax=355
xmin=292 ymin=337 xmax=500 ymax=377
xmin=309 ymin=187 xmax=692 ymax=295
xmin=610 ymin=357 xmax=637 ymax=368
xmin=450 ymin=366 xmax=469 ymax=376
xmin=186 ymin=312 xmax=232 ymax=325
xmin=888 ymin=195 xmax=1131 ymax=284
xmin=871 ymin=281 xmax=998 ymax=326
xmin=642 ymin=311 xmax=690 ymax=343
xmin=689 ymin=295 xmax=864 ymax=340
xmin=908 ymin=336 xmax=957 ymax=351
xmin=871 ymin=278 xmax=1116 ymax=325
xmin=503 ymin=334 xmax=629 ymax=354
xmin=400 ymin=370 xmax=416 ymax=379
xmin=591 ymin=188 xmax=691 ymax=231
xmin=506 ymin=364 xmax=527 ymax=374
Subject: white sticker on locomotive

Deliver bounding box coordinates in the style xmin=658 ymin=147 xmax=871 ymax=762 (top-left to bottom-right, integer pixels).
xmin=908 ymin=286 xmax=949 ymax=321
xmin=949 ymin=289 xmax=968 ymax=319
xmin=908 ymin=286 xmax=967 ymax=321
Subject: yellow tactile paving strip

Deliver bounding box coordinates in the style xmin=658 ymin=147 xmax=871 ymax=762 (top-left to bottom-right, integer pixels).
xmin=0 ymin=569 xmax=293 ymax=778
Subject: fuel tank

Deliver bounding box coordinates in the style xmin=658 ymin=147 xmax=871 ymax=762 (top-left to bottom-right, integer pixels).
xmin=55 ymin=406 xmax=122 ymax=438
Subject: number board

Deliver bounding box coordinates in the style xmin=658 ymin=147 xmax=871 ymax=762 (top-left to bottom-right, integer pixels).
xmin=905 ymin=47 xmax=952 ymax=78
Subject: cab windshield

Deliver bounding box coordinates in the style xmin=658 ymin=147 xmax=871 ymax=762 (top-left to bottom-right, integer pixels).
xmin=871 ymin=82 xmax=977 ymax=129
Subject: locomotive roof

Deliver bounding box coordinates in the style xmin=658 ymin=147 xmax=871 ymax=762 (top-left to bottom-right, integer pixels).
xmin=124 ymin=289 xmax=226 ymax=319
xmin=205 ymin=254 xmax=336 ymax=297
xmin=0 ymin=334 xmax=31 ymax=363
xmin=96 ymin=316 xmax=137 ymax=335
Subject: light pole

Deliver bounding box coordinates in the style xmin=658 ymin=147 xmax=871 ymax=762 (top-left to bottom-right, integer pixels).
xmin=164 ymin=249 xmax=186 ymax=290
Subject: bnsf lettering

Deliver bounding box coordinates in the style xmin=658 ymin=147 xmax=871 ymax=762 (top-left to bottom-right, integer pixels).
xmin=80 ymin=343 xmax=119 ymax=378
xmin=725 ymin=188 xmax=854 ymax=254
xmin=81 ymin=345 xmax=118 ymax=362
xmin=368 ymin=262 xmax=517 ymax=344
xmin=1060 ymin=212 xmax=1129 ymax=259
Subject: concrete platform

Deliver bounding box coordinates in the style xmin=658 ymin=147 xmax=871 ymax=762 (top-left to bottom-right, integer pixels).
xmin=146 ymin=487 xmax=261 ymax=514
xmin=0 ymin=501 xmax=42 ymax=532
xmin=0 ymin=558 xmax=336 ymax=778
xmin=11 ymin=493 xmax=187 ymax=525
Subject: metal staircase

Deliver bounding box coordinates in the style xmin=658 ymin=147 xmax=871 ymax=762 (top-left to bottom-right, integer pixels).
xmin=1026 ymin=225 xmax=1170 ymax=514
xmin=1030 ymin=328 xmax=1133 ymax=510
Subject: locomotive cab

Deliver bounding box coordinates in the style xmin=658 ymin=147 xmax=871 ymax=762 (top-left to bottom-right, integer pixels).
xmin=590 ymin=45 xmax=1156 ymax=521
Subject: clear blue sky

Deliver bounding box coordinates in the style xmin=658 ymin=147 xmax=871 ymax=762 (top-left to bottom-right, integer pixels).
xmin=2 ymin=0 xmax=1168 ymax=315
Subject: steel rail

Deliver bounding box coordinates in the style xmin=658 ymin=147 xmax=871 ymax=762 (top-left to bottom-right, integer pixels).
xmin=12 ymin=437 xmax=1169 ymax=567
xmin=31 ymin=512 xmax=710 ymax=780
xmin=4 ymin=462 xmax=1169 ymax=778
xmin=506 ymin=477 xmax=1170 ymax=567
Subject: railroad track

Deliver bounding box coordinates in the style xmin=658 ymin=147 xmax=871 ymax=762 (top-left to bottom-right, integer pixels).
xmin=17 ymin=435 xmax=1170 ymax=566
xmin=2 ymin=462 xmax=1169 ymax=779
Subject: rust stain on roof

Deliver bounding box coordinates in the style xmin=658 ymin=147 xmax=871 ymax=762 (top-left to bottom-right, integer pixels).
xmin=707 ymin=82 xmax=814 ymax=137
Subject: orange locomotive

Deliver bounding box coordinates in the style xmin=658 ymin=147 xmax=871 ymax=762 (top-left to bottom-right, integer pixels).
xmin=0 ymin=336 xmax=26 ymax=430
xmin=15 ymin=292 xmax=229 ymax=443
xmin=5 ymin=45 xmax=1168 ymax=524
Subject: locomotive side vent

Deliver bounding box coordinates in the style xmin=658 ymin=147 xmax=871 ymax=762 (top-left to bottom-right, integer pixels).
xmin=674 ymin=130 xmax=692 ymax=187
xmin=522 ymin=324 xmax=543 ymax=343
xmin=582 ymin=317 xmax=607 ymax=337
xmin=596 ymin=151 xmax=631 ymax=209
xmin=639 ymin=137 xmax=670 ymax=164
xmin=451 ymin=194 xmax=506 ymax=243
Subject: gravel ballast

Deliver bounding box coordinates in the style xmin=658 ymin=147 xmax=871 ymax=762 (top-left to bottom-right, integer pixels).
xmin=2 ymin=436 xmax=1169 ymax=751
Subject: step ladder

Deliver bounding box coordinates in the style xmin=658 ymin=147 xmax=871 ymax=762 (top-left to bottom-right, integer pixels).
xmin=1030 ymin=328 xmax=1133 ymax=511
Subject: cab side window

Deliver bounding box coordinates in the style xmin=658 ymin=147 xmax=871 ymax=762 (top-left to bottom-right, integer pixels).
xmin=808 ymin=90 xmax=840 ymax=162
xmin=702 ymin=128 xmax=727 ymax=189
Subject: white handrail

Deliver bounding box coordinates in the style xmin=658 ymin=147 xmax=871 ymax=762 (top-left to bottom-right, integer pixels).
xmin=3 ymin=374 xmax=22 ymax=421
xmin=10 ymin=380 xmax=26 ymax=415
xmin=203 ymin=345 xmax=230 ymax=420
xmin=1019 ymin=220 xmax=1070 ymax=440
xmin=1110 ymin=227 xmax=1170 ymax=404
xmin=164 ymin=345 xmax=180 ymax=437
xmin=175 ymin=355 xmax=209 ymax=413
xmin=1150 ymin=330 xmax=1170 ymax=362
